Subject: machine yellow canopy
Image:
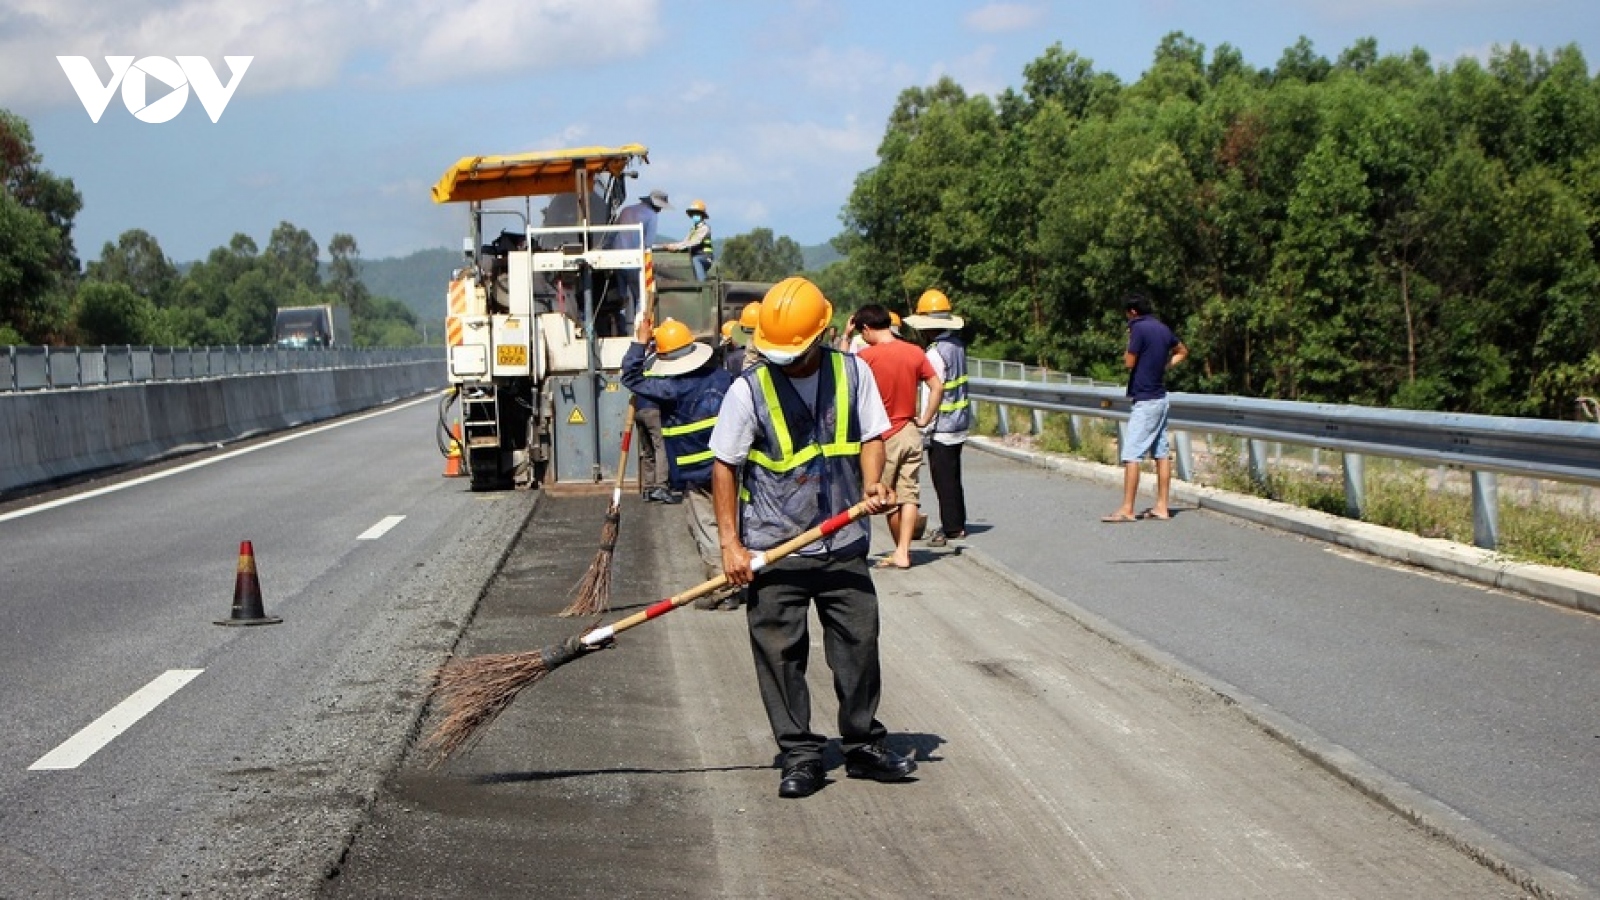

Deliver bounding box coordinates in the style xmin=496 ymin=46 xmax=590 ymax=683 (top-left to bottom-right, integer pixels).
xmin=430 ymin=145 xmax=650 ymax=204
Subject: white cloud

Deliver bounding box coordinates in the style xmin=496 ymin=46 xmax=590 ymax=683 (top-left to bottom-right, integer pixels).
xmin=527 ymin=124 xmax=593 ymax=153
xmin=964 ymin=3 xmax=1047 ymax=34
xmin=0 ymin=0 xmax=662 ymax=109
xmin=779 ymin=44 xmax=919 ymax=97
xmin=1266 ymin=0 xmax=1545 ymax=22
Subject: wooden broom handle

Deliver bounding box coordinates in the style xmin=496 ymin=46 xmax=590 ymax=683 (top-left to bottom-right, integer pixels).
xmin=580 ymin=500 xmax=874 ymax=646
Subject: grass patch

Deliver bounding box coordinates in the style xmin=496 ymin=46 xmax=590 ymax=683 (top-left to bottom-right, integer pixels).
xmin=1361 ymin=466 xmax=1473 ymax=543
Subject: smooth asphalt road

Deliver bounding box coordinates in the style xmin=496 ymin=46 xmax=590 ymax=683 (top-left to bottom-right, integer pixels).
xmin=0 ymin=397 xmax=532 ymax=898
xmin=945 ymin=446 xmax=1600 ymax=896
xmin=3 ymin=398 xmax=1594 ymax=897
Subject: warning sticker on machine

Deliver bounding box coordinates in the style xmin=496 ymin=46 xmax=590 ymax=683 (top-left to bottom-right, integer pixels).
xmin=567 ymin=408 xmax=586 ymax=425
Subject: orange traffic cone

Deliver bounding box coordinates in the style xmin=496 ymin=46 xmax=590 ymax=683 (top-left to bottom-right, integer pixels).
xmin=216 ymin=540 xmax=282 ymax=626
xmin=443 ymin=422 xmax=465 ymax=477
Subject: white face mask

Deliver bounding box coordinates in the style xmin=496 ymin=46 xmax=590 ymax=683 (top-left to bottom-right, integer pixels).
xmin=758 ymin=338 xmax=818 ymax=368
xmin=759 ymin=347 xmax=801 ymax=366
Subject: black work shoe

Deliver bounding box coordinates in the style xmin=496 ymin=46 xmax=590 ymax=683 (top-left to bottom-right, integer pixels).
xmin=646 ymin=487 xmax=684 ymax=505
xmin=778 ymin=760 xmax=824 ymax=799
xmin=844 ymin=744 xmax=917 ymax=782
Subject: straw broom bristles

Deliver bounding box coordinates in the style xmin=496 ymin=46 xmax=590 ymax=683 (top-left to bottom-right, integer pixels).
xmin=420 ymin=502 xmax=874 ymax=766
xmin=420 ymin=637 xmax=590 ymax=765
xmin=558 ymin=506 xmax=620 ymax=617
xmin=561 ymin=398 xmax=635 ymax=618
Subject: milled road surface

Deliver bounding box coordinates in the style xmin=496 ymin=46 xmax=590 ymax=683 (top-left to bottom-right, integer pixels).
xmin=324 ymin=492 xmax=1531 ymax=899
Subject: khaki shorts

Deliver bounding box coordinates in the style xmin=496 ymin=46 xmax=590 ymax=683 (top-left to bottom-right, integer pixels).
xmin=880 ymin=424 xmax=923 ymax=505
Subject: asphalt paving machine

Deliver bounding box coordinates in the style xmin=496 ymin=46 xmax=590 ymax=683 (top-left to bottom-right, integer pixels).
xmin=430 ymin=144 xmax=722 ymax=491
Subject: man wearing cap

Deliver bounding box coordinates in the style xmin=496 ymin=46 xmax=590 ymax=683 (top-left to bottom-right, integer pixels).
xmin=621 ymin=315 xmax=730 ymax=506
xmin=905 ymin=289 xmax=970 ymax=546
xmin=609 ymin=188 xmax=671 ymax=334
xmin=710 ymin=276 xmax=918 ymax=800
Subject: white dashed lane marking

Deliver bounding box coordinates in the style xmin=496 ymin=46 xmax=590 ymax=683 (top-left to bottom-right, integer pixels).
xmin=29 ymin=669 xmax=205 ymax=771
xmin=357 ymin=515 xmax=406 ymax=541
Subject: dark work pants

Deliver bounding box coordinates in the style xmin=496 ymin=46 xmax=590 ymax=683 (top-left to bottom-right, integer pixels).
xmin=745 ymin=554 xmax=887 ymax=766
xmin=634 ymin=405 xmax=665 ymax=492
xmin=927 ymin=439 xmax=967 ymax=536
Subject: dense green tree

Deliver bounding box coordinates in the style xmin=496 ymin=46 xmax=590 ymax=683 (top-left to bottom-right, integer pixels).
xmin=835 ymin=33 xmax=1600 ymax=416
xmin=86 ymin=229 xmax=180 ymax=308
xmin=718 ymin=228 xmax=805 ymax=281
xmin=1 ymin=109 xmax=81 ymax=343
xmin=265 ymin=221 xmax=320 ymax=288
xmin=75 ymin=281 xmax=160 ymax=345
xmin=327 ymin=232 xmax=372 ymax=318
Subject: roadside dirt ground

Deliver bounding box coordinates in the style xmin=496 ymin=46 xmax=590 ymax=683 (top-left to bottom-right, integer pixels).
xmin=323 ymin=495 xmax=1531 ymax=899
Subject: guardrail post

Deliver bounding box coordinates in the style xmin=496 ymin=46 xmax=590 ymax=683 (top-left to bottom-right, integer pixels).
xmin=1247 ymin=439 xmax=1270 ymax=489
xmin=996 ymin=404 xmax=1011 ymax=437
xmin=1174 ymin=431 xmax=1193 ymax=482
xmin=1343 ymin=453 xmax=1365 ymax=519
xmin=1472 ymin=471 xmax=1500 ymax=550
xmin=1068 ymin=415 xmax=1083 ymax=449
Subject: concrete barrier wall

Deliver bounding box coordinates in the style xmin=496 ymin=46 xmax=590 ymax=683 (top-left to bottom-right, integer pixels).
xmin=0 ymin=361 xmax=442 ymax=495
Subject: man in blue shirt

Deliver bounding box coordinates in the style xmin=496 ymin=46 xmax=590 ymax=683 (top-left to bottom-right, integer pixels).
xmin=1104 ymin=293 xmax=1188 ymax=523
xmin=610 ymin=189 xmax=669 ymax=333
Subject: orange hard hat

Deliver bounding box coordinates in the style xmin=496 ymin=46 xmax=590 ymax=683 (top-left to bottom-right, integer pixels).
xmin=738 ymin=301 xmax=761 ymax=331
xmin=915 ymin=289 xmax=952 ymax=315
xmin=720 ymin=320 xmax=737 ymax=342
xmin=687 ymin=199 xmax=708 ymax=217
xmin=648 ymin=317 xmax=714 ymax=376
xmin=653 ymin=318 xmax=695 ymax=356
xmin=889 ymin=311 xmax=902 ymax=328
xmin=753 ymin=277 xmax=832 ymax=365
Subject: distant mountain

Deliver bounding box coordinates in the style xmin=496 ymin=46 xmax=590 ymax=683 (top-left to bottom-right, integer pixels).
xmin=352 ymin=247 xmax=459 ymax=322
xmin=801 ymin=242 xmax=842 ymax=272
xmin=352 ymin=241 xmax=843 ymax=322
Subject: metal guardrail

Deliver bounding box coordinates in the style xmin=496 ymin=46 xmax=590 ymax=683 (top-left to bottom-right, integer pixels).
xmin=967 ymin=359 xmax=1600 ymax=551
xmin=1 ymin=345 xmax=442 ymax=392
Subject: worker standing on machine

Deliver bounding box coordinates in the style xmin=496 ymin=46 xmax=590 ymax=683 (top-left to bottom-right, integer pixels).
xmin=659 ymin=199 xmax=715 ymax=281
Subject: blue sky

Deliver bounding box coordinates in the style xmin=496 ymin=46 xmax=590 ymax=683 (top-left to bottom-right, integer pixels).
xmin=3 ymin=1 xmax=1596 ymax=265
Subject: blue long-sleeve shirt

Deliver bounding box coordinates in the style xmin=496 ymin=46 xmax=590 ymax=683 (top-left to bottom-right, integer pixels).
xmin=621 ymin=341 xmax=732 ymax=488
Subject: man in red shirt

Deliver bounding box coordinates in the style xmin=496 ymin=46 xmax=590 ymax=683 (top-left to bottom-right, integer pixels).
xmin=855 ymin=304 xmax=944 ymax=569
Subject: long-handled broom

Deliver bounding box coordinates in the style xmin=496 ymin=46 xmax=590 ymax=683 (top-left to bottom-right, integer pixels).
xmin=422 ymin=499 xmax=875 ymax=764
xmin=558 ymin=398 xmax=638 ymax=618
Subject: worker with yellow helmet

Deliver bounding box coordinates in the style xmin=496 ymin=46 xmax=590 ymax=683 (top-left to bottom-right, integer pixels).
xmin=622 ymin=316 xmax=733 ymax=505
xmin=658 ymin=199 xmax=715 ymax=281
xmin=720 ymin=301 xmax=761 ymax=374
xmin=708 ymin=276 xmax=916 ymax=799
xmin=905 ymin=288 xmax=970 ymax=546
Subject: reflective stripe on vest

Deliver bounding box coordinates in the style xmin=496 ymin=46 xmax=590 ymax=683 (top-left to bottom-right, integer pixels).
xmin=932 ymin=336 xmax=972 ymax=433
xmin=738 ymin=350 xmax=868 ymax=554
xmin=940 ymin=373 xmax=970 ymax=413
xmin=662 ymin=416 xmax=718 ymax=468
